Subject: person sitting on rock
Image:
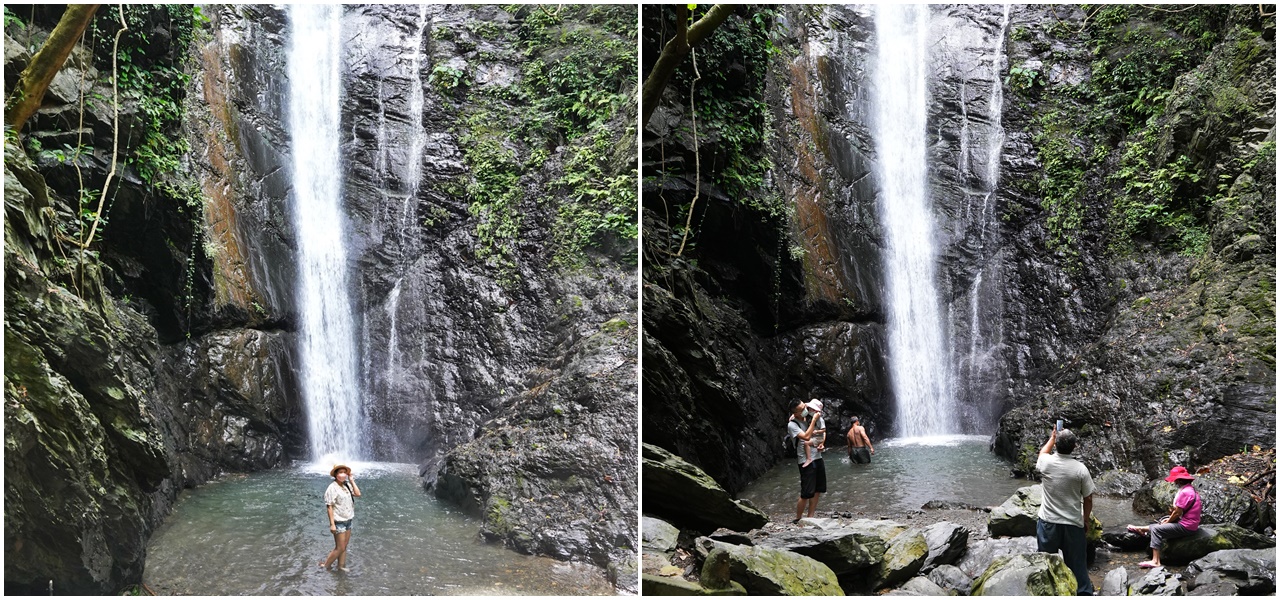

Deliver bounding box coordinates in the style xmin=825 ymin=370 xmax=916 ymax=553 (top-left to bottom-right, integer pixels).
xmin=846 ymin=416 xmax=875 ymax=464
xmin=1126 ymin=465 xmax=1201 ymax=569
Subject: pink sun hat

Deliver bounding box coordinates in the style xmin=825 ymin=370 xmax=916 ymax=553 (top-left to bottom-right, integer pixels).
xmin=1164 ymin=465 xmax=1197 ymax=482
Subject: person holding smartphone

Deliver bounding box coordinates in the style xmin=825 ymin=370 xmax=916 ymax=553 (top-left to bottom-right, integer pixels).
xmin=320 ymin=464 xmax=362 ymax=572
xmin=1035 ymin=425 xmax=1095 ymax=595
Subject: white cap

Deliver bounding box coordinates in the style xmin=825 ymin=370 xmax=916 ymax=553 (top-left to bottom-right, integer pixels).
xmin=806 ymin=399 xmax=823 ymax=413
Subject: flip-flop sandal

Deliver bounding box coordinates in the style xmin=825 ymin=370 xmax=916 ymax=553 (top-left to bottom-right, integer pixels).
xmin=1138 ymin=561 xmax=1159 ymax=568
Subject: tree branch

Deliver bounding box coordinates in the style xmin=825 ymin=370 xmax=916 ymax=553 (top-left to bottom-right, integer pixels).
xmin=641 ymin=4 xmax=736 ymax=127
xmin=4 ymin=4 xmax=100 ymax=131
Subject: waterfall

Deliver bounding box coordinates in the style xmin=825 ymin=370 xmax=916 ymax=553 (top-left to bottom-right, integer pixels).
xmin=872 ymin=4 xmax=957 ymax=438
xmin=288 ymin=5 xmax=365 ymax=461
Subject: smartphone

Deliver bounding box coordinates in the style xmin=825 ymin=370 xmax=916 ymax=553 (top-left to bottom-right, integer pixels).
xmin=1055 ymin=419 xmax=1063 ymax=432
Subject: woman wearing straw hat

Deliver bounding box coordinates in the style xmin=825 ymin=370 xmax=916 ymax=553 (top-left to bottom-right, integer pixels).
xmin=1126 ymin=465 xmax=1202 ymax=568
xmin=320 ymin=464 xmax=362 ymax=572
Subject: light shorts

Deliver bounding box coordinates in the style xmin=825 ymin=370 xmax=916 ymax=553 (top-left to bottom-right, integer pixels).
xmin=334 ymin=519 xmax=353 ymax=533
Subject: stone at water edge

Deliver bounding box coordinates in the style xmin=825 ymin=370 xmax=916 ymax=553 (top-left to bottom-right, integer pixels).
xmin=987 ymin=486 xmax=1041 ymax=537
xmin=641 ymin=444 xmax=769 ymax=533
xmin=1093 ymin=469 xmax=1148 ymax=497
xmin=643 ymin=516 xmax=681 ymax=554
xmin=1102 ymin=525 xmax=1150 ymax=551
xmin=988 ymin=485 xmax=1103 ymax=542
xmin=701 ymin=541 xmax=844 ymax=595
xmin=1184 ymin=548 xmax=1277 ymax=594
xmin=753 ymin=527 xmax=884 ymax=575
xmin=970 ymin=552 xmax=1078 ymax=596
xmin=873 ymin=529 xmax=929 ymax=590
xmin=921 ymin=521 xmax=969 ymax=571
xmin=1161 ymin=524 xmax=1276 ymax=564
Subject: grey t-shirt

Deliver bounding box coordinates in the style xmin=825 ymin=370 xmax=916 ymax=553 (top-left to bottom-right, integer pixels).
xmin=1036 ymin=452 xmax=1095 ymax=528
xmin=787 ymin=417 xmax=826 ymax=464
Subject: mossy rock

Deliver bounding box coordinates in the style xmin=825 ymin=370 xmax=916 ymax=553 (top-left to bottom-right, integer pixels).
xmin=1162 ymin=524 xmax=1276 ymax=565
xmin=971 ymin=552 xmax=1077 ymax=596
xmin=873 ymin=529 xmax=929 ymax=590
xmin=704 ymin=543 xmax=844 ymax=596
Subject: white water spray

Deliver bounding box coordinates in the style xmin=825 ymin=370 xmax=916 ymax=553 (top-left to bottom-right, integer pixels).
xmin=288 ymin=5 xmax=364 ymax=461
xmin=872 ymin=4 xmax=957 ymax=437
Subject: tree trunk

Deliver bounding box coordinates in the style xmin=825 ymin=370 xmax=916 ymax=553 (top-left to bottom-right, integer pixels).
xmin=641 ymin=4 xmax=736 ymax=127
xmin=4 ymin=4 xmax=101 ymax=132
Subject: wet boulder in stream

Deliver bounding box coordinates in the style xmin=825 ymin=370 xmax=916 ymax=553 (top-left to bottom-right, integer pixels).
xmin=921 ymin=521 xmax=970 ymax=571
xmin=987 ymin=485 xmax=1041 ymax=537
xmin=1159 ymin=524 xmax=1276 ymax=565
xmin=754 ymin=520 xmax=907 ymax=575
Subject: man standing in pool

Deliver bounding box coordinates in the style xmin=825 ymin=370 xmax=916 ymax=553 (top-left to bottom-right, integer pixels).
xmin=846 ymin=416 xmax=875 ymax=464
xmin=1036 ymin=427 xmax=1095 ymax=595
xmin=788 ymin=400 xmax=825 ymax=524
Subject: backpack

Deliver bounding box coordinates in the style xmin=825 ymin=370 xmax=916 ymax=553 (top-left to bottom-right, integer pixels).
xmin=782 ymin=430 xmax=798 ymax=455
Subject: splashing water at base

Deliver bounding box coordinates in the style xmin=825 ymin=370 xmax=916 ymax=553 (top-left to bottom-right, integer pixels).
xmin=143 ymin=463 xmax=614 ymax=595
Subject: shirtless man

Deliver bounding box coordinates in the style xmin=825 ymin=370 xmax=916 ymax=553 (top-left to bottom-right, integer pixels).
xmin=846 ymin=416 xmax=875 ymax=464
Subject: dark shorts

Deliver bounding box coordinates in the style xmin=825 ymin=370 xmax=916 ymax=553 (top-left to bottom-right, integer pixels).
xmin=798 ymin=459 xmax=827 ymax=499
xmin=850 ymin=446 xmax=872 ymax=464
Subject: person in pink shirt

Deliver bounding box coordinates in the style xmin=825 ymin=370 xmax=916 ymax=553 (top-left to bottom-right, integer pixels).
xmin=1126 ymin=465 xmax=1202 ymax=568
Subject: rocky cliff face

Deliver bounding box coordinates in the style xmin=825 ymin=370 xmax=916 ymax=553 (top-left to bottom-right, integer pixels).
xmin=643 ymin=4 xmax=1274 ymax=501
xmin=4 ymin=5 xmax=301 ymax=594
xmin=5 ymin=4 xmax=637 ymax=593
xmin=992 ymin=5 xmax=1276 ymax=478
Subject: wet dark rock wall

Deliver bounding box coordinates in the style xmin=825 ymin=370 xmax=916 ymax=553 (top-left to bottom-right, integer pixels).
xmin=4 ymin=5 xmax=302 ymax=594
xmin=643 ymin=3 xmax=1274 ymax=504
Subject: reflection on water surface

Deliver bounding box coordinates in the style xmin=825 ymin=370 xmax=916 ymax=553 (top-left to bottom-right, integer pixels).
xmin=144 ymin=462 xmax=615 ymax=595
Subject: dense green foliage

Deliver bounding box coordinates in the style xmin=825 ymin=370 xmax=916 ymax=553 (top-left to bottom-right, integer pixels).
xmin=651 ymin=6 xmax=780 ymax=217
xmin=1021 ymin=5 xmax=1273 ymax=259
xmin=447 ymin=5 xmax=636 ymax=279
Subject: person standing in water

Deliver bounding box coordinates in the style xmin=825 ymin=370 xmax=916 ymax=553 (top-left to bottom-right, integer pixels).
xmin=320 ymin=464 xmax=361 ymax=572
xmin=846 ymin=416 xmax=875 ymax=464
xmin=788 ymin=400 xmax=825 ymax=524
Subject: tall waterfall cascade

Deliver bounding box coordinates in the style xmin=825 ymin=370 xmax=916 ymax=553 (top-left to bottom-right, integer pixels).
xmin=871 ymin=4 xmax=957 ymax=438
xmin=288 ymin=5 xmax=365 ymax=460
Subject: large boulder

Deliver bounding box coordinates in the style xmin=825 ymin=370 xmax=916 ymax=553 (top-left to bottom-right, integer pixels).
xmin=1093 ymin=470 xmax=1148 ymax=497
xmin=701 ymin=542 xmax=844 ymax=596
xmin=970 ymin=552 xmax=1077 ymax=596
xmin=921 ymin=522 xmax=970 ymax=571
xmin=1127 ymin=567 xmax=1185 ymax=596
xmin=988 ymin=485 xmax=1103 ymax=542
xmin=642 ymin=444 xmax=768 ymax=533
xmin=1184 ymin=548 xmax=1276 ymax=594
xmin=956 ymin=537 xmax=1038 ymax=578
xmin=754 ymin=519 xmax=908 ymax=575
xmin=928 ymin=564 xmax=973 ymax=595
xmin=873 ymin=529 xmax=929 ymax=590
xmin=1161 ymin=524 xmax=1276 ymax=564
xmin=988 ymin=486 xmax=1041 ymax=537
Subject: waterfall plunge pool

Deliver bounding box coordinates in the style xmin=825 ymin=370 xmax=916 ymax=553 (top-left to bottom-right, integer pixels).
xmin=738 ymin=435 xmax=1143 ymax=527
xmin=143 ymin=462 xmax=615 ymax=595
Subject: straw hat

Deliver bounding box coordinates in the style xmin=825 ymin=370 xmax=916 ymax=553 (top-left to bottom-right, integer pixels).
xmin=330 ymin=464 xmax=351 ymax=478
xmin=1164 ymin=465 xmax=1196 ymax=483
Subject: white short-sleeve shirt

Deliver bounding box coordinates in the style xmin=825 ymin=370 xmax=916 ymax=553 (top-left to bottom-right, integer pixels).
xmin=324 ymin=481 xmax=355 ymax=521
xmin=1036 ymin=452 xmax=1095 ymax=528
